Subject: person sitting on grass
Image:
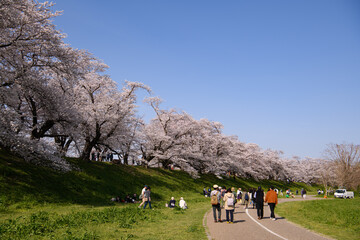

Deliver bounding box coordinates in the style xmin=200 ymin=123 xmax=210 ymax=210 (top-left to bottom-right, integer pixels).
xmin=203 ymin=187 xmax=208 ymax=197
xmin=125 ymin=194 xmax=132 ymax=203
xmin=132 ymin=193 xmax=137 ymax=203
xmin=179 ymin=197 xmax=187 ymax=209
xmin=169 ymin=197 xmax=176 ymax=208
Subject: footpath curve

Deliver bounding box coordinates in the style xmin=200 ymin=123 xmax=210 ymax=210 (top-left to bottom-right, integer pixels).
xmin=205 ymin=195 xmax=333 ymax=240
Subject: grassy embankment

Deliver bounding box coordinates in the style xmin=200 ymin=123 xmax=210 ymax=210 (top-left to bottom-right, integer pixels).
xmin=0 ymin=148 xmax=319 ymax=239
xmin=277 ymin=198 xmax=360 ymax=240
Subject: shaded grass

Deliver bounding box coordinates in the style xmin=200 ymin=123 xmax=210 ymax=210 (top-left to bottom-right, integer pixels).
xmin=277 ymin=198 xmax=360 ymax=240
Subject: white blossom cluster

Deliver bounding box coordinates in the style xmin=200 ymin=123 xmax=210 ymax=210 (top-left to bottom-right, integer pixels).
xmin=0 ymin=120 xmax=72 ymax=172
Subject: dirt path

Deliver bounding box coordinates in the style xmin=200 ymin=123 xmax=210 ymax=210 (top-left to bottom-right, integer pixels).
xmin=205 ymin=195 xmax=333 ymax=240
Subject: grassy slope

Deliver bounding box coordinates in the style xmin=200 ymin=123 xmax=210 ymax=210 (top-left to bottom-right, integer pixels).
xmin=0 ymin=148 xmax=319 ymax=239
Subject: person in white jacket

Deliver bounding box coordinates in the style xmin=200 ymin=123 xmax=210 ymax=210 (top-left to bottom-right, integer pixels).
xmin=179 ymin=197 xmax=187 ymax=209
xmin=223 ymin=188 xmax=235 ymax=223
xmin=138 ymin=185 xmax=147 ymax=208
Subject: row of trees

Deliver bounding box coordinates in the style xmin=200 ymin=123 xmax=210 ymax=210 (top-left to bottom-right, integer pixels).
xmin=1 ymin=0 xmax=359 ymax=190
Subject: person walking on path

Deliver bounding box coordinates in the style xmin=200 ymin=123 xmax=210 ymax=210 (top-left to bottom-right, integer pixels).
xmin=223 ymin=188 xmax=235 ymax=223
xmin=236 ymin=188 xmax=242 ymax=204
xmin=138 ymin=185 xmax=147 ymax=208
xmin=248 ymin=189 xmax=253 ymax=208
xmin=244 ymin=191 xmax=249 ymax=209
xmin=210 ymin=185 xmax=222 ymax=223
xmin=220 ymin=186 xmax=226 ymax=208
xmin=265 ymin=186 xmax=278 ymax=220
xmin=231 ymin=187 xmax=237 ymax=200
xmin=255 ymin=186 xmax=264 ymax=220
xmin=251 ymin=188 xmax=256 ymax=209
xmin=143 ymin=186 xmax=152 ymax=209
xmin=301 ymin=188 xmax=307 ymax=199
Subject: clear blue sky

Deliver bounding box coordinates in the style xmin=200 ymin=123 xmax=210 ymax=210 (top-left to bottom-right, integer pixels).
xmin=52 ymin=0 xmax=360 ymax=159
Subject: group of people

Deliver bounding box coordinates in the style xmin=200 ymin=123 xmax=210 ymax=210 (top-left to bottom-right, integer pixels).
xmin=210 ymin=185 xmax=279 ymax=223
xmin=166 ymin=197 xmax=188 ymax=209
xmin=137 ymin=185 xmax=188 ymax=210
xmin=122 ymin=183 xmax=305 ymax=223
xmin=90 ymin=149 xmax=114 ymax=162
xmin=110 ymin=193 xmax=138 ymax=203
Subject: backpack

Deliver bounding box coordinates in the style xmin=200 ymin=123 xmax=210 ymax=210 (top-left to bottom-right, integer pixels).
xmin=227 ymin=197 xmax=234 ymax=206
xmin=245 ymin=193 xmax=249 ymax=200
xmin=211 ymin=192 xmax=219 ymax=205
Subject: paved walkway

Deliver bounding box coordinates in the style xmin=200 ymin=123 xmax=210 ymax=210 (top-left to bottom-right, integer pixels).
xmin=205 ymin=196 xmax=332 ymax=240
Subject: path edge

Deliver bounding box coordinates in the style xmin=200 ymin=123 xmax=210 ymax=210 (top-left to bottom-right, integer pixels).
xmin=202 ymin=208 xmax=212 ymax=240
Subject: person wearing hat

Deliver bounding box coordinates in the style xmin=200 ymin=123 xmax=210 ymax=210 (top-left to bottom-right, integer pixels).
xmin=210 ymin=184 xmax=222 ymax=223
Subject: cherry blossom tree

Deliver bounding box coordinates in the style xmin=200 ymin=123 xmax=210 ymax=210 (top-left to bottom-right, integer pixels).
xmin=0 ymin=0 xmax=91 ymax=144
xmin=140 ymin=97 xmax=221 ymax=171
xmin=0 ymin=0 xmax=82 ymax=169
xmin=74 ymin=73 xmax=150 ymax=161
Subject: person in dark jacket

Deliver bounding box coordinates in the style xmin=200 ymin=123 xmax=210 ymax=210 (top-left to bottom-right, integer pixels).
xmin=251 ymin=188 xmax=256 ymax=209
xmin=255 ymin=186 xmax=264 ymax=219
xmin=169 ymin=197 xmax=176 ymax=208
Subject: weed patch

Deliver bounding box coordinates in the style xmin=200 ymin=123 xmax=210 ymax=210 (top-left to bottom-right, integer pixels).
xmin=0 ymin=206 xmax=159 ymax=239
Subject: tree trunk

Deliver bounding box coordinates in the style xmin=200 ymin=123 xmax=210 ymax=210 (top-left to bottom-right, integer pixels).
xmin=80 ymin=123 xmax=101 ymax=161
xmin=55 ymin=136 xmax=72 ymax=157
xmin=123 ymin=153 xmax=129 ymax=165
xmin=81 ymin=140 xmax=93 ymax=162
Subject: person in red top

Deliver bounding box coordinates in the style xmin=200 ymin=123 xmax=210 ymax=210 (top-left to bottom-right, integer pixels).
xmin=265 ymin=186 xmax=278 ymax=221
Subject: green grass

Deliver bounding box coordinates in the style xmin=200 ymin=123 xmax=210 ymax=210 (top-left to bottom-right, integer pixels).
xmin=0 ymin=148 xmax=320 ymax=239
xmin=277 ymin=198 xmax=360 ymax=240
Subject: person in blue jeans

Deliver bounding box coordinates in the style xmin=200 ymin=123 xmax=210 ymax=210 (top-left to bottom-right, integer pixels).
xmin=210 ymin=185 xmax=222 ymax=222
xmin=143 ymin=186 xmax=152 ymax=209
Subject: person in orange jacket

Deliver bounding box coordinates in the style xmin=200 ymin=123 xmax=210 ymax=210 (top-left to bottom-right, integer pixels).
xmin=265 ymin=186 xmax=278 ymax=221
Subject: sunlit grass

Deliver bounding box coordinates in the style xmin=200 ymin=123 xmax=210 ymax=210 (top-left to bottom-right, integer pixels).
xmin=277 ymin=198 xmax=360 ymax=240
